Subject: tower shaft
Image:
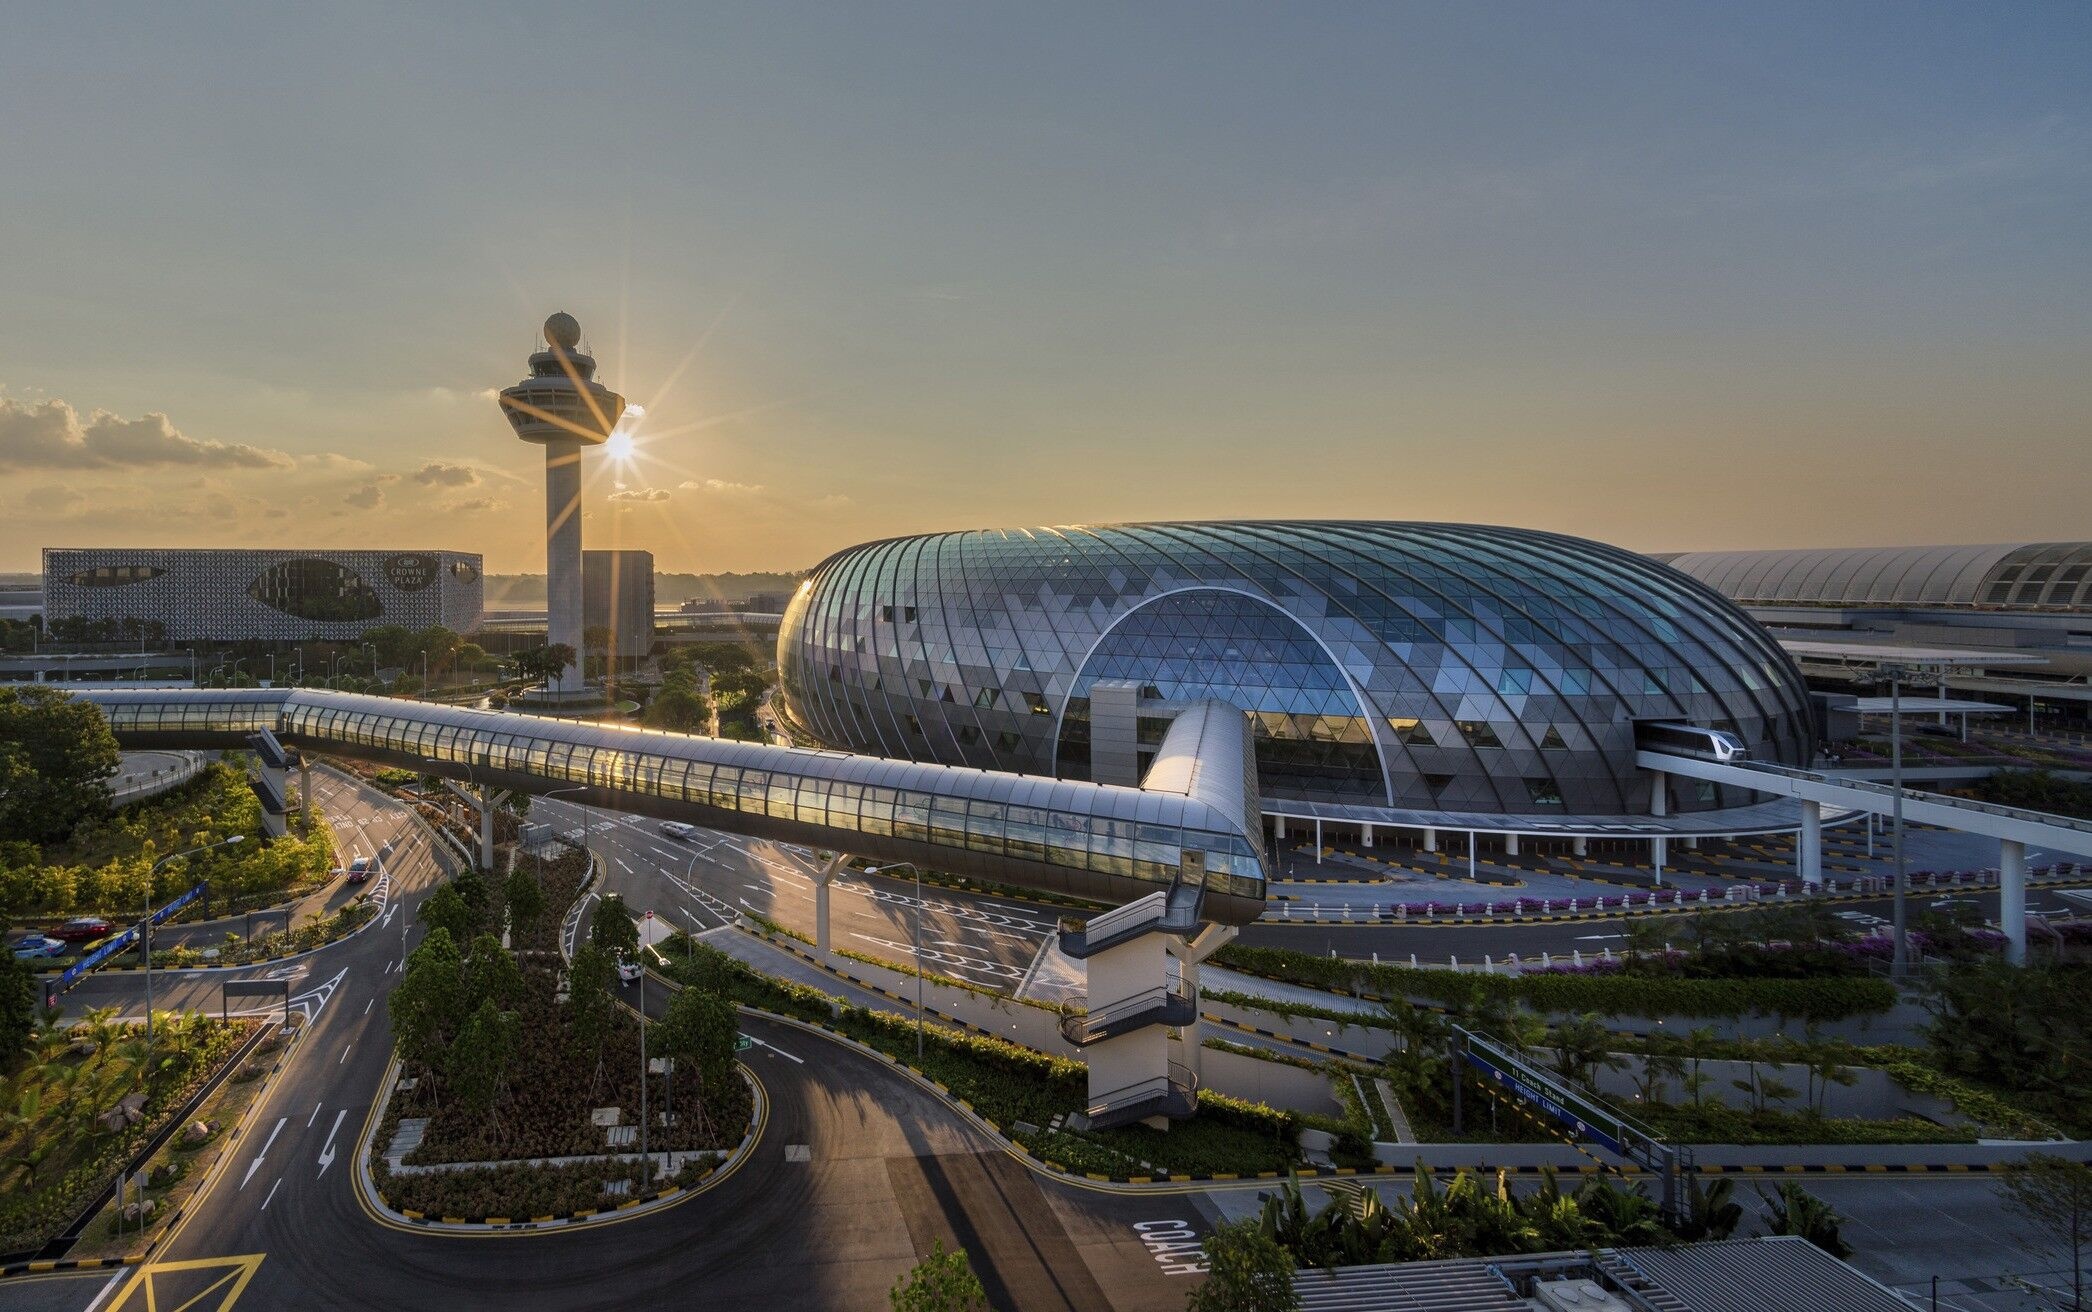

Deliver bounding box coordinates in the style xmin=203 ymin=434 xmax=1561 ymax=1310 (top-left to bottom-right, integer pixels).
xmin=544 ymin=438 xmax=585 ymax=693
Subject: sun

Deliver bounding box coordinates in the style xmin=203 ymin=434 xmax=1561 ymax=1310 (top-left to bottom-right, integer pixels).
xmin=603 ymin=403 xmax=645 ymax=462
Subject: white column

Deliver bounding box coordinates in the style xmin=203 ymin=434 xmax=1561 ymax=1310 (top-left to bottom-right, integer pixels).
xmin=1361 ymin=823 xmax=1373 ymax=849
xmin=1937 ymin=680 xmax=1949 ymax=728
xmin=1797 ymin=801 xmax=1822 ymax=887
xmin=1572 ymin=836 xmax=1587 ymax=857
xmin=1652 ymin=836 xmax=1667 ymax=886
xmin=1314 ymin=818 xmax=1323 ymax=862
xmin=544 ymin=437 xmax=585 ymax=693
xmin=812 ymin=852 xmax=845 ymax=961
xmin=1504 ymin=833 xmax=1519 ymax=857
xmin=1422 ymin=827 xmax=1436 ymax=853
xmin=2001 ymin=839 xmax=2027 ymax=967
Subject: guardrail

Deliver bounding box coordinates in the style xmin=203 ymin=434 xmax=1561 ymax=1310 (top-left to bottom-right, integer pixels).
xmin=1258 ymin=862 xmax=2086 ymax=925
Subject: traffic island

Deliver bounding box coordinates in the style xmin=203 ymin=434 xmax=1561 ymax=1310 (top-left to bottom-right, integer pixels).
xmin=356 ymin=1060 xmax=764 ymax=1232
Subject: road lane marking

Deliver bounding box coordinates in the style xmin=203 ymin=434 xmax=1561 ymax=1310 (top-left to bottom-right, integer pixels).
xmin=365 ymin=998 xmax=373 ymax=1014
xmin=307 ymin=1101 xmax=323 ymax=1127
xmin=317 ymin=1108 xmax=347 ymax=1175
xmin=340 ymin=1043 xmax=352 ymax=1064
xmin=242 ymin=1118 xmax=287 ymax=1188
xmin=745 ymin=1035 xmax=803 ymax=1063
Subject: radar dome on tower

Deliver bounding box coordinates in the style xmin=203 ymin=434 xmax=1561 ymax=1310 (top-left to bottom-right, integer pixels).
xmin=543 ymin=311 xmax=582 ymax=351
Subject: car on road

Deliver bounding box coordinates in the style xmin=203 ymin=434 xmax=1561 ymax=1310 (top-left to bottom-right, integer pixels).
xmin=50 ymin=916 xmax=114 ymax=942
xmin=616 ymin=955 xmax=643 ymax=984
xmin=345 ymin=856 xmax=376 ymax=884
xmin=658 ymin=821 xmax=697 ymax=840
xmin=11 ymin=935 xmax=67 ymax=960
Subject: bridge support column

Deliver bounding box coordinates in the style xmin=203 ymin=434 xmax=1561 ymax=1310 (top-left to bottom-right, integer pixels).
xmin=1360 ymin=823 xmax=1373 ymax=849
xmin=1170 ymin=922 xmax=1238 ymax=1086
xmin=2001 ymin=839 xmax=2027 ymax=966
xmin=812 ymin=852 xmax=845 ymax=962
xmin=1651 ymin=837 xmax=1667 ymax=886
xmin=1572 ymin=836 xmax=1587 ymax=857
xmin=1798 ymin=800 xmax=1822 ymax=888
xmin=298 ymin=755 xmax=312 ymax=830
xmin=480 ymin=785 xmax=497 ymax=871
xmin=1422 ymin=827 xmax=1436 ymax=853
xmin=1504 ymin=833 xmax=1519 ymax=857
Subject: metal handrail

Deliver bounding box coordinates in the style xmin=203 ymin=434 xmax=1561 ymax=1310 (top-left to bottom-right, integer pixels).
xmin=1088 ymin=1062 xmax=1199 ymax=1115
xmin=1740 ymin=760 xmax=2092 ymax=836
xmin=1079 ymin=890 xmax=1169 ymax=943
xmin=1077 ymin=982 xmax=1192 ymax=1029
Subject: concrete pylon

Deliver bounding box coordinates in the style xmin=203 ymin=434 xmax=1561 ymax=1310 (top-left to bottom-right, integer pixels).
xmin=2001 ymin=839 xmax=2027 ymax=966
xmin=1168 ymin=922 xmax=1240 ymax=1084
xmin=811 ymin=852 xmax=846 ymax=961
xmin=1798 ymin=799 xmax=1823 ymax=888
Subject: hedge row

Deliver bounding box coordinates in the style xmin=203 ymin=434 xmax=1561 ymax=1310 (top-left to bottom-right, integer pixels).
xmin=1216 ymin=944 xmax=1899 ymax=1021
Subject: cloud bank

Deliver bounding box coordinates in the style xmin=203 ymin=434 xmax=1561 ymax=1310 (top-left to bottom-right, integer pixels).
xmin=0 ymin=396 xmax=292 ymax=470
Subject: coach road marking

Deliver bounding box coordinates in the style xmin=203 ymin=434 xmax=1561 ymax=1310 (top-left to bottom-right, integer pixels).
xmin=1133 ymin=1219 xmax=1208 ymax=1276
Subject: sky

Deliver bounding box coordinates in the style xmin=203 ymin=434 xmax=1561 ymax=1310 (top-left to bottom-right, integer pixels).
xmin=1 ymin=3 xmax=2086 ymax=575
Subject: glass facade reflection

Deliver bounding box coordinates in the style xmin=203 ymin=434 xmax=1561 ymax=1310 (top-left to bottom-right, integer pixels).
xmin=778 ymin=522 xmax=1816 ymax=816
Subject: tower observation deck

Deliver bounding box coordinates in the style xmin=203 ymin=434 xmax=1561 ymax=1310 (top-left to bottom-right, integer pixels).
xmin=498 ymin=313 xmax=626 ymax=701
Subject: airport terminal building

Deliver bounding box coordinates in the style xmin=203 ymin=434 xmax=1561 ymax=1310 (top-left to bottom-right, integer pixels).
xmin=778 ymin=522 xmax=1816 ymax=831
xmin=42 ymin=547 xmax=485 ymax=642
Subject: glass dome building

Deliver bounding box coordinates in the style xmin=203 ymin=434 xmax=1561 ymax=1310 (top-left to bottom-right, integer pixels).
xmin=777 ymin=522 xmax=1815 ymax=819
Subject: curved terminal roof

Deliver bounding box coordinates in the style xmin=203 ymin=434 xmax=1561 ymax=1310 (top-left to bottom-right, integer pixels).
xmin=782 ymin=521 xmax=1814 ymax=818
xmin=1653 ymin=543 xmax=2092 ymax=611
xmin=70 ymin=688 xmax=1268 ymax=924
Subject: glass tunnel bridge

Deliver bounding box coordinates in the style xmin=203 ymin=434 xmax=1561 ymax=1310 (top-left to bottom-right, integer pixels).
xmin=68 ymin=688 xmax=1269 ymax=926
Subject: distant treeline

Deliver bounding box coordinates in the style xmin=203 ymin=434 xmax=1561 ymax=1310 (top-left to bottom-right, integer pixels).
xmin=486 ymin=570 xmax=806 ymax=607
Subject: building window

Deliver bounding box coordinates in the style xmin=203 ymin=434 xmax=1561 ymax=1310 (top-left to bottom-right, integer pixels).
xmin=972 ymin=686 xmax=999 ymax=709
xmin=904 ymin=714 xmax=923 ymax=737
xmin=1457 ymin=721 xmax=1503 ymax=748
xmin=1525 ymin=778 xmax=1563 ymax=807
xmin=1027 ymin=694 xmax=1050 ymax=715
xmin=1540 ymin=726 xmax=1568 ymax=750
xmin=958 ymin=726 xmax=980 ymax=745
xmin=997 ymin=730 xmax=1022 ymax=750
xmin=1388 ymin=717 xmax=1436 ymax=746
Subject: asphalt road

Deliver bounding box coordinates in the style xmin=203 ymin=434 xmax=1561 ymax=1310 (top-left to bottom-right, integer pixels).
xmin=541 ymin=799 xmax=1071 ymax=995
xmin=6 ymin=772 xmax=1218 ymax=1312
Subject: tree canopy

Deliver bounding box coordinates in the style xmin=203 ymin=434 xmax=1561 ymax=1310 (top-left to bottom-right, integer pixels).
xmin=0 ymin=687 xmax=120 ymax=845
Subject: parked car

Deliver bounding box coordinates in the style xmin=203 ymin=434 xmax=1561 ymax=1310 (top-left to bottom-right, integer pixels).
xmin=11 ymin=935 xmax=67 ymax=960
xmin=50 ymin=916 xmax=114 ymax=942
xmin=345 ymin=856 xmax=376 ymax=884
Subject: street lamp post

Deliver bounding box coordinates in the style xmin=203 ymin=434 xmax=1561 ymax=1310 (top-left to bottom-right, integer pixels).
xmin=1861 ymin=662 xmax=1929 ymax=977
xmin=144 ymin=835 xmax=245 ymax=1044
xmin=870 ymin=863 xmax=925 ymax=1059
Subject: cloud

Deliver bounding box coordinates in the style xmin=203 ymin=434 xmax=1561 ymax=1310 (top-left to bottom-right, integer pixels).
xmin=609 ymin=487 xmax=672 ymax=504
xmin=0 ymin=396 xmax=293 ymax=470
xmin=809 ymin=493 xmax=854 ymax=511
xmin=678 ymin=478 xmax=765 ymax=496
xmin=413 ymin=461 xmax=481 ymax=488
xmin=445 ymin=497 xmax=506 ymax=514
xmin=343 ymin=483 xmax=386 ymax=510
xmin=21 ymin=483 xmax=87 ymax=515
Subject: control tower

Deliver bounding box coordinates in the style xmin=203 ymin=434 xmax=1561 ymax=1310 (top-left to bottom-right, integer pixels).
xmin=497 ymin=313 xmax=626 ymax=700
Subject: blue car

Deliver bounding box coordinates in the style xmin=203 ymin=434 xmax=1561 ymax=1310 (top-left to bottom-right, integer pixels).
xmin=11 ymin=935 xmax=67 ymax=960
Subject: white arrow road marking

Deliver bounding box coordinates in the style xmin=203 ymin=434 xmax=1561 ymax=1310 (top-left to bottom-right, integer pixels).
xmin=317 ymin=1108 xmax=347 ymax=1175
xmin=242 ymin=1117 xmax=287 ymax=1188
xmin=1573 ymin=933 xmax=1625 ymax=941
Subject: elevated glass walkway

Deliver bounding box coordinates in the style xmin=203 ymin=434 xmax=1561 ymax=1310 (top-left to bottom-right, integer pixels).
xmin=72 ymin=689 xmax=1268 ymax=925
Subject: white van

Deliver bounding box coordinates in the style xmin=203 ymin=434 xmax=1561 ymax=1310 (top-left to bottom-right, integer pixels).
xmin=658 ymin=821 xmax=697 ymax=841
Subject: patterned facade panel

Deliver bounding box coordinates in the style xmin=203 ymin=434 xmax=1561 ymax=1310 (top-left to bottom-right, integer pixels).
xmin=779 ymin=522 xmax=1816 ymax=817
xmin=43 ymin=548 xmax=486 ymax=641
